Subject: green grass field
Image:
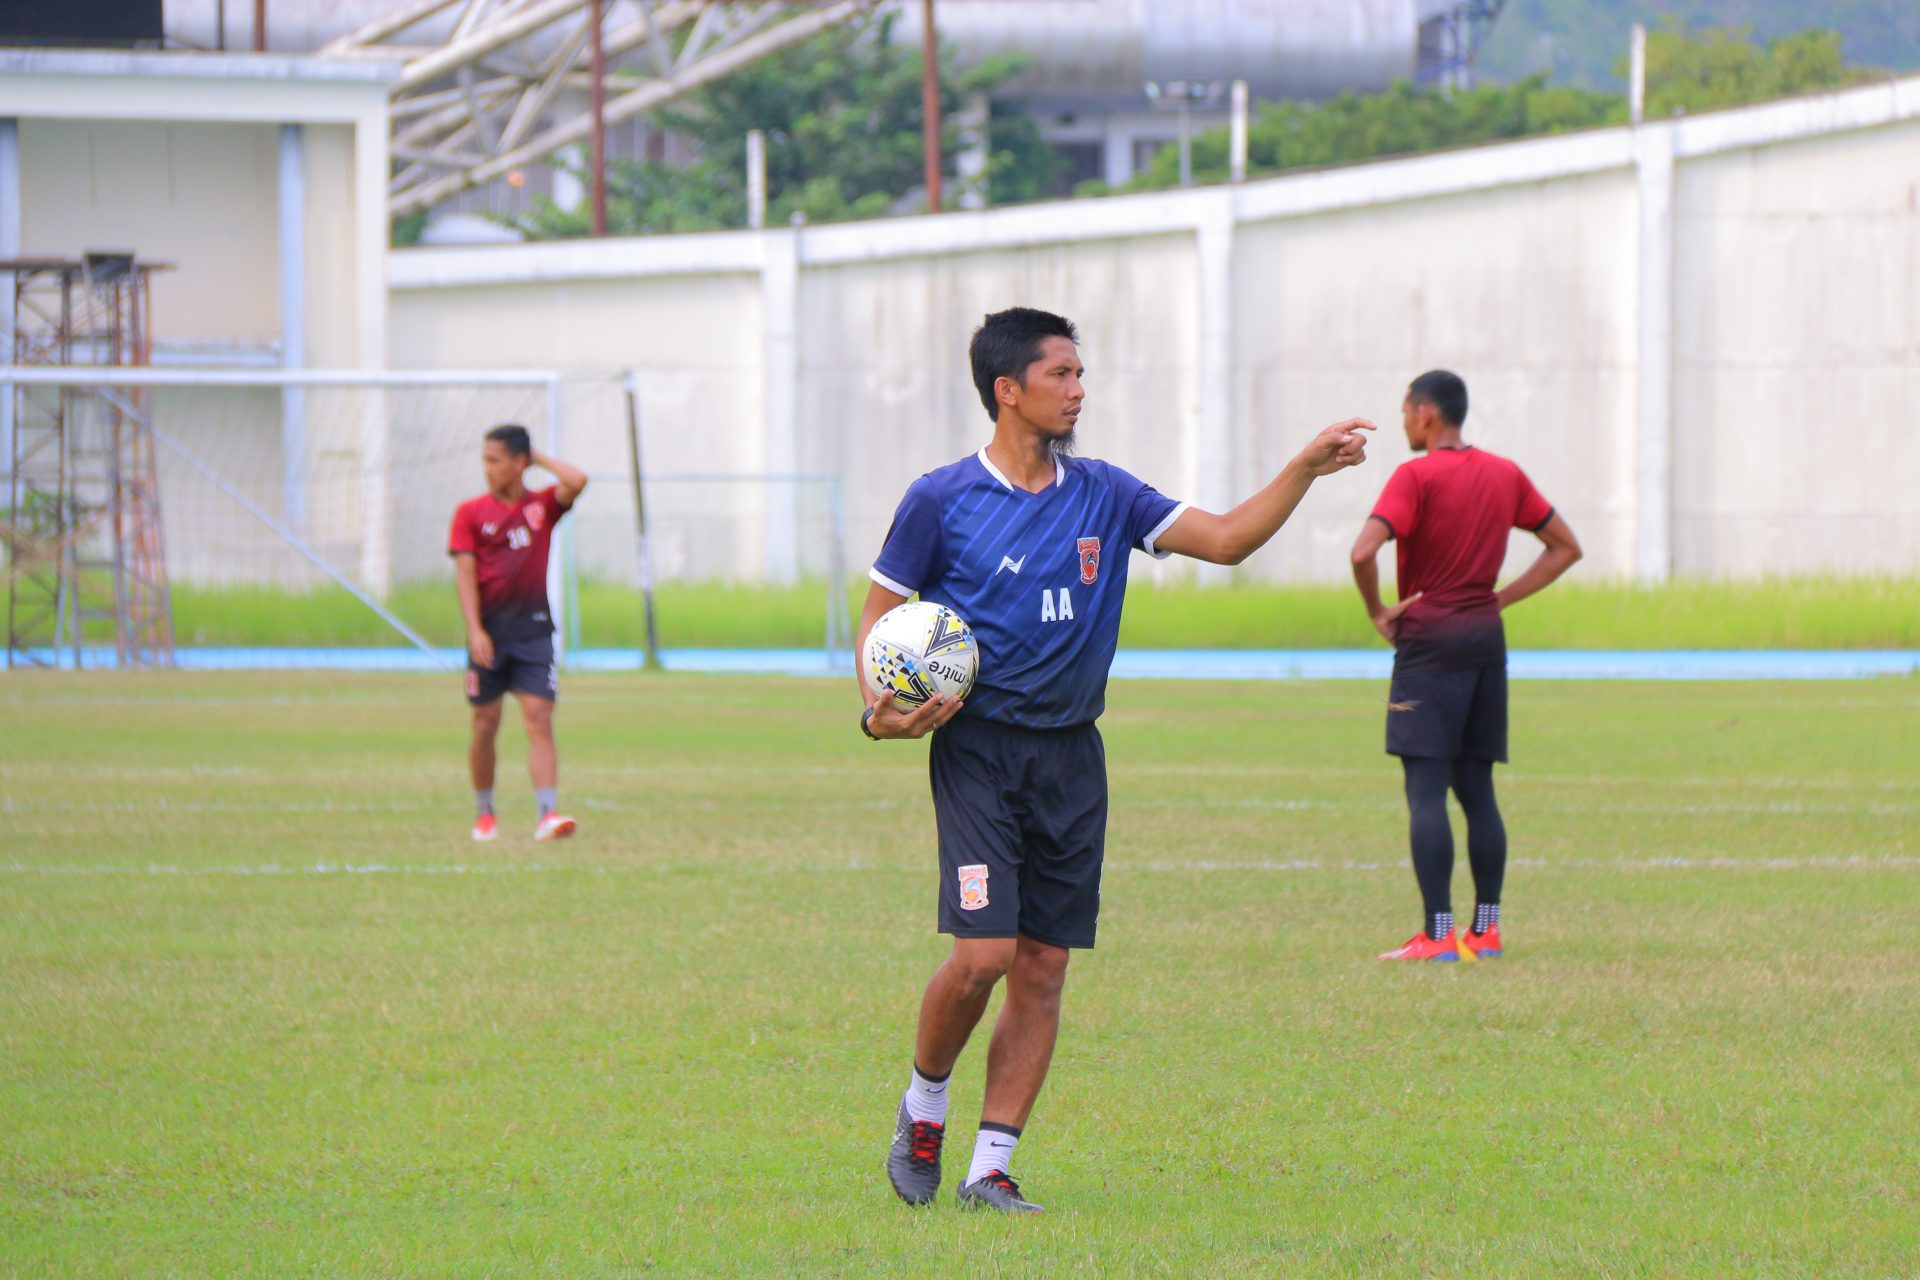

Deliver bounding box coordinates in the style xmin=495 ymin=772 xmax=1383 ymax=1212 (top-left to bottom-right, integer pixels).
xmin=3 ymin=671 xmax=1916 ymax=1277
xmin=167 ymin=575 xmax=1920 ymax=651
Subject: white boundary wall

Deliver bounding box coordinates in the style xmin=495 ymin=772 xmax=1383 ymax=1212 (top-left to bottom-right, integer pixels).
xmin=390 ymin=75 xmax=1920 ymax=585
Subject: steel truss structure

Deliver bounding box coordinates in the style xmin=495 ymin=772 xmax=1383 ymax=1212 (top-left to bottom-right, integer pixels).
xmin=1417 ymin=0 xmax=1508 ymax=91
xmin=2 ymin=254 xmax=174 ymax=669
xmin=322 ymin=0 xmax=883 ymax=218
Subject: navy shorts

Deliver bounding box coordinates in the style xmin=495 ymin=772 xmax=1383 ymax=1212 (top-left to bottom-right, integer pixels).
xmin=466 ymin=633 xmax=557 ymax=705
xmin=928 ymin=715 xmax=1107 ymax=950
xmin=1386 ymin=660 xmax=1507 ymax=762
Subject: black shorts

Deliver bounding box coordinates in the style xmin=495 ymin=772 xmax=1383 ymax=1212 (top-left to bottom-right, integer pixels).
xmin=465 ymin=633 xmax=557 ymax=705
xmin=1386 ymin=660 xmax=1507 ymax=762
xmin=928 ymin=715 xmax=1107 ymax=950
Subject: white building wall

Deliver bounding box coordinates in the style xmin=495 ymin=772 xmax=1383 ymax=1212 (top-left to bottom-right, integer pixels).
xmin=794 ymin=234 xmax=1198 ymax=582
xmin=1233 ymin=169 xmax=1642 ymax=585
xmin=384 ymin=75 xmax=1920 ymax=588
xmin=1672 ymin=117 xmax=1920 ymax=577
xmin=388 ymin=269 xmax=767 ymax=582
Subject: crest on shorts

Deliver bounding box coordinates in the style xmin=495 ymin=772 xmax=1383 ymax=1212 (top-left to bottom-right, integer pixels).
xmin=958 ymin=863 xmax=990 ymax=911
xmin=1077 ymin=536 xmax=1100 ymax=585
xmin=525 ymin=503 xmax=546 ymax=533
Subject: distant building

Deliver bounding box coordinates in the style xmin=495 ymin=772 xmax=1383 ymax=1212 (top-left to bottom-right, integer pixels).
xmin=889 ymin=0 xmax=1506 ymax=191
xmin=4 ymin=1 xmax=1505 ymax=231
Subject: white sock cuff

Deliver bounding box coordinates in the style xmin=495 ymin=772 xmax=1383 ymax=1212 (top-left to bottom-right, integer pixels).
xmin=967 ymin=1126 xmax=1019 ymax=1184
xmin=903 ymin=1066 xmax=950 ymax=1125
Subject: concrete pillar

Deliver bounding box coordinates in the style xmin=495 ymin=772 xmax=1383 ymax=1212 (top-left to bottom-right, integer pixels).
xmin=745 ymin=129 xmax=767 ymax=229
xmin=545 ymin=376 xmax=568 ymax=665
xmin=352 ymin=108 xmax=391 ymax=595
xmin=553 ymin=142 xmax=586 ymax=213
xmin=278 ymin=123 xmax=308 ymax=538
xmin=762 ymin=226 xmax=800 ymax=583
xmin=1192 ymin=196 xmax=1235 ymax=586
xmin=1102 ymin=120 xmax=1132 ymax=188
xmin=0 ymin=119 xmax=17 ymax=262
xmin=955 ymin=93 xmax=990 ymax=210
xmin=1 ymin=119 xmax=19 ymax=475
xmin=1634 ymin=124 xmax=1675 ymax=581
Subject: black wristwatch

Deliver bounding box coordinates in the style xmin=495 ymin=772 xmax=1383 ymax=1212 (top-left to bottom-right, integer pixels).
xmin=860 ymin=705 xmax=882 ymax=740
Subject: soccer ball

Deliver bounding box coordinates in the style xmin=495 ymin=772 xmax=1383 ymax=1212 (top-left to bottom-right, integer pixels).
xmin=864 ymin=601 xmax=978 ymax=710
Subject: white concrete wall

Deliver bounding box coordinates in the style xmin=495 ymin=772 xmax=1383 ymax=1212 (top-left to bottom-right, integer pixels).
xmin=378 ymin=72 xmax=1914 ymax=588
xmin=794 ymin=235 xmax=1198 ymax=583
xmin=1672 ymin=117 xmax=1920 ymax=576
xmin=0 ymin=52 xmax=393 ymax=369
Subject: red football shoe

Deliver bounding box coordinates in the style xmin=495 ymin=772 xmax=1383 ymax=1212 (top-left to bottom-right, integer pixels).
xmin=1459 ymin=924 xmax=1503 ymax=959
xmin=1378 ymin=929 xmax=1463 ymax=962
xmin=471 ymin=814 xmax=499 ymax=842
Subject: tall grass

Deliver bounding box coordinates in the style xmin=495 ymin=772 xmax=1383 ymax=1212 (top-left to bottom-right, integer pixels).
xmin=167 ymin=575 xmax=1918 ymax=650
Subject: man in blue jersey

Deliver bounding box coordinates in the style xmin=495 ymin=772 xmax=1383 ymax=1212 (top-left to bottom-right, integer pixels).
xmin=863 ymin=307 xmax=1374 ymax=1213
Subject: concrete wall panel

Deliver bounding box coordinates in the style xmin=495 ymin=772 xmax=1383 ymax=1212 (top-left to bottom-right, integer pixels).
xmin=796 ymin=234 xmax=1197 ymax=577
xmin=1233 ymin=169 xmax=1640 ymax=584
xmin=1673 ymin=119 xmax=1920 ymax=576
xmin=19 ymin=118 xmax=281 ymax=345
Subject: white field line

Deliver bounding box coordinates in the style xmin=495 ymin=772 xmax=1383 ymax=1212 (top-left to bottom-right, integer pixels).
xmin=3 ymin=794 xmax=1912 ymax=818
xmin=4 ymin=855 xmax=1916 ymax=878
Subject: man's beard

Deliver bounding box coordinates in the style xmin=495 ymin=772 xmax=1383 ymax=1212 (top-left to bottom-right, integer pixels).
xmin=1049 ymin=428 xmax=1077 ymax=458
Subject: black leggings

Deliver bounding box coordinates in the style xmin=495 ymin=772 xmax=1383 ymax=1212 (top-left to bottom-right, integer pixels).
xmin=1401 ymin=755 xmax=1507 ymax=917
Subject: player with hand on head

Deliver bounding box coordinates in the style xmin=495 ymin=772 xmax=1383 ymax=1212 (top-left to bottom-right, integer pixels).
xmin=1351 ymin=371 xmax=1582 ymax=961
xmin=864 ymin=306 xmax=1374 ymax=1213
xmin=448 ymin=424 xmax=588 ymax=843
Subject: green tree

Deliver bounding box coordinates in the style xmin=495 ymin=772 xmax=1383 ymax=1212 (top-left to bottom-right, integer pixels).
xmin=1634 ymin=24 xmax=1874 ymax=117
xmin=1113 ymin=22 xmax=1878 ymax=195
xmin=1479 ymin=1 xmax=1919 ymax=91
xmin=502 ymin=14 xmax=1059 ymax=239
xmin=1113 ymin=75 xmax=1621 ymax=194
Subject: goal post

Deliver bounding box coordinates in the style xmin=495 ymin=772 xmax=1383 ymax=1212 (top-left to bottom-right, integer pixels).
xmin=0 ymin=365 xmax=852 ymax=667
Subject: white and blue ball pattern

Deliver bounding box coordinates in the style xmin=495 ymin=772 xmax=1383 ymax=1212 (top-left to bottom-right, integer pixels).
xmin=864 ymin=601 xmax=979 ymax=710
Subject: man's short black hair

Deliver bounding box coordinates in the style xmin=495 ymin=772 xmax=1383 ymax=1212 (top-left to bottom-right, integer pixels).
xmin=1407 ymin=370 xmax=1468 ymax=428
xmin=969 ymin=307 xmax=1080 ymax=421
xmin=486 ymin=423 xmax=532 ymax=458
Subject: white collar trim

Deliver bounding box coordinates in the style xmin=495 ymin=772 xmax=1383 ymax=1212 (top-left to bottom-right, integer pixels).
xmin=977 ymin=447 xmax=1064 ymax=494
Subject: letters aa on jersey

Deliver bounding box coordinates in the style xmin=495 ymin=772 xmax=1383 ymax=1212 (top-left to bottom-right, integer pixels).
xmin=871 ymin=449 xmax=1187 ymax=730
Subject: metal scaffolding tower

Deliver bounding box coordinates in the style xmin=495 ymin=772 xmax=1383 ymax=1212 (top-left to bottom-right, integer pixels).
xmin=3 ymin=253 xmax=175 ymax=669
xmin=320 ymin=0 xmax=883 ymax=220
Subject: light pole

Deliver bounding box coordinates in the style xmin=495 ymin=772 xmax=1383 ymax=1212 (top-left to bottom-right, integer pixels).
xmin=1145 ymin=79 xmax=1219 ymax=187
xmin=921 ymin=0 xmax=941 ymax=213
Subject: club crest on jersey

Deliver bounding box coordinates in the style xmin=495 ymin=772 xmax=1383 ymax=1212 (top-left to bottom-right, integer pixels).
xmin=1077 ymin=536 xmax=1101 ymax=585
xmin=481 ymin=522 xmax=498 ymax=536
xmin=525 ymin=503 xmax=546 ymax=533
xmin=958 ymin=863 xmax=990 ymax=911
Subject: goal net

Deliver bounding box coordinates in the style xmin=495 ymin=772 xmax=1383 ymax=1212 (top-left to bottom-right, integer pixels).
xmin=0 ymin=367 xmax=852 ymax=669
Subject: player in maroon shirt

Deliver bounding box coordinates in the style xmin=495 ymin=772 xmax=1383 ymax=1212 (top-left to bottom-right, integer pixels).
xmin=448 ymin=424 xmax=588 ymax=842
xmin=1350 ymin=371 xmax=1582 ymax=960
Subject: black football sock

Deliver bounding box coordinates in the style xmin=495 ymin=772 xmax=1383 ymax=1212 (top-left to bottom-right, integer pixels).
xmin=1402 ymin=755 xmax=1455 ymax=938
xmin=1450 ymin=755 xmax=1507 ymax=925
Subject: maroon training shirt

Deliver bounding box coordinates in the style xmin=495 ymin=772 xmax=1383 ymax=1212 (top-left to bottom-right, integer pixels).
xmin=1369 ymin=446 xmax=1554 ymax=674
xmin=448 ymin=485 xmax=570 ymax=642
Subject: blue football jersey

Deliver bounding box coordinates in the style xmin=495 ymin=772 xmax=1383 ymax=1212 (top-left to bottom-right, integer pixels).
xmin=870 ymin=449 xmax=1187 ymax=728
